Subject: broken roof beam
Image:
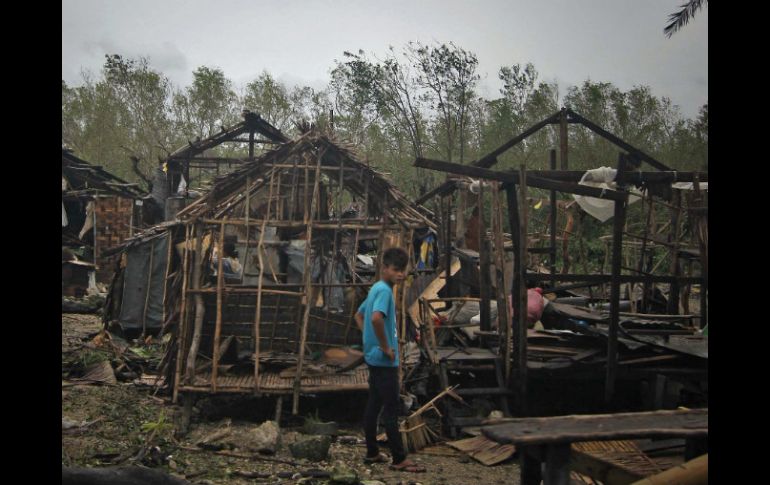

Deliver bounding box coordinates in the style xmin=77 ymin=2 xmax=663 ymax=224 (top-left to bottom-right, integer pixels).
xmin=414 ymin=178 xmax=458 ymax=206
xmin=564 ymin=109 xmax=672 ymax=172
xmin=519 ymin=170 xmax=707 ymax=184
xmin=475 ymin=110 xmax=563 ymax=168
xmin=414 ymin=157 xmax=625 ymax=201
xmin=167 ymin=123 xmax=251 ymax=160
xmin=167 ymin=112 xmax=287 ymax=161
xmin=242 ymin=111 xmax=289 ymax=143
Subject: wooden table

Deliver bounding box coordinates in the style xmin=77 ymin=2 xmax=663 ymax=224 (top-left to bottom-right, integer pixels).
xmin=481 ymin=409 xmax=708 ymax=485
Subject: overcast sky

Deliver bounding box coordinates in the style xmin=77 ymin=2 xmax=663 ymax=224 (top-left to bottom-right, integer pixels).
xmin=62 ymin=0 xmax=707 ymax=118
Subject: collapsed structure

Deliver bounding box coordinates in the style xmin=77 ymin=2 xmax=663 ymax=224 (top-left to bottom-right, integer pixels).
xmin=62 ymin=148 xmax=146 ymax=293
xmin=102 ymin=107 xmax=708 ymax=466
xmin=413 ymin=107 xmax=708 ymax=424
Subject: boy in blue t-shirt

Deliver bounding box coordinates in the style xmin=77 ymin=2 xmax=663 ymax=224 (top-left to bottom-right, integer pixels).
xmin=354 ymin=247 xmax=425 ymax=472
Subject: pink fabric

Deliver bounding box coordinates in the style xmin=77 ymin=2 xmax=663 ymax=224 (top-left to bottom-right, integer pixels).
xmin=507 ymin=288 xmax=545 ymax=325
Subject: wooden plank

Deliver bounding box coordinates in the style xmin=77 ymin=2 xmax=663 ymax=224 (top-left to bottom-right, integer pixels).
xmin=482 ymin=409 xmax=708 ymax=446
xmin=446 ymin=435 xmax=516 ymax=466
xmin=407 ymin=260 xmax=461 ymax=327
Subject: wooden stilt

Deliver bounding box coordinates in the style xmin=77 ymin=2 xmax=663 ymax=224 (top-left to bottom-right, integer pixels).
xmin=173 ymin=224 xmax=192 ymax=403
xmin=211 ymin=219 xmax=227 ymax=392
xmin=185 ymin=225 xmax=205 ymax=384
xmin=293 ymin=149 xmax=325 ymax=414
xmin=253 ymin=172 xmax=276 ymax=393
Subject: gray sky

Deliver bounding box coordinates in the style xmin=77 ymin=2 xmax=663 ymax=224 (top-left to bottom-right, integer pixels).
xmin=62 ymin=0 xmax=707 ymax=118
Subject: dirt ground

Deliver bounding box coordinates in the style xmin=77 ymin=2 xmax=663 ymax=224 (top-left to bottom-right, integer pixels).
xmin=62 ymin=313 xmax=521 ymax=484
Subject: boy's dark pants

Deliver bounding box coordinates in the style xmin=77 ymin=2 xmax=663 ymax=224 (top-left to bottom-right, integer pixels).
xmin=364 ymin=365 xmax=406 ymax=464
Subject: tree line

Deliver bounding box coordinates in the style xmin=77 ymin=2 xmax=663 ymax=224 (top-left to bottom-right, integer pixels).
xmin=62 ymin=42 xmax=707 ymax=199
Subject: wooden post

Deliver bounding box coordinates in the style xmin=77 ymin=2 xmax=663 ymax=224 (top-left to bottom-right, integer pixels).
xmin=343 ymin=227 xmax=361 ymax=343
xmin=491 ymin=183 xmax=511 ymax=383
xmin=559 ymin=108 xmax=568 ymax=170
xmin=544 ymin=444 xmax=571 ymax=485
xmin=248 ymin=130 xmax=255 ymax=158
xmin=455 ymin=189 xmax=467 ymax=247
xmin=211 ymin=219 xmax=227 ymax=392
xmin=444 ymin=194 xmax=453 ymax=294
xmin=505 ymin=184 xmax=523 ymax=409
xmin=692 ymin=173 xmax=707 ymax=329
xmin=253 ymin=171 xmax=276 ymax=393
xmin=520 ymin=447 xmax=543 ymax=485
xmin=173 ymin=224 xmax=192 ymax=403
xmin=667 ymin=189 xmax=683 ymax=315
xmin=161 ymin=230 xmax=173 ymax=326
xmin=141 ymin=238 xmax=155 ymax=338
xmin=185 ymin=224 xmax=205 ymax=384
xmin=293 ymin=149 xmax=324 ymax=414
xmin=478 ymin=182 xmax=492 ymax=332
xmin=605 ymin=153 xmax=629 ymax=406
xmin=375 ymin=192 xmax=390 ymax=280
xmin=638 ymin=192 xmax=654 ymax=313
xmin=549 ymin=149 xmax=557 ymax=287
xmin=242 ymin=175 xmax=252 ymax=279
xmin=517 ymin=166 xmax=529 ymax=413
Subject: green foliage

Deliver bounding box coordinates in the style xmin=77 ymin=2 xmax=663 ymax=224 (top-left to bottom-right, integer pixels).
xmin=140 ymin=410 xmax=173 ymax=434
xmin=78 ymin=349 xmax=110 ymax=369
xmin=62 ymin=45 xmax=707 ymax=200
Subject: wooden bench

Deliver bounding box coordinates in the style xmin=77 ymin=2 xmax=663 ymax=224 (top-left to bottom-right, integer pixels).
xmin=482 ymin=409 xmax=708 ymax=485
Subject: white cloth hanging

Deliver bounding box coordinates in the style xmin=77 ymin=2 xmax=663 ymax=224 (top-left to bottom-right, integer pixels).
xmin=573 ymin=166 xmax=641 ymax=222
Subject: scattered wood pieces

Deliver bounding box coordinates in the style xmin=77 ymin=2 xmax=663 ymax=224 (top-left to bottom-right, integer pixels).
xmin=447 ymin=435 xmax=516 ymax=466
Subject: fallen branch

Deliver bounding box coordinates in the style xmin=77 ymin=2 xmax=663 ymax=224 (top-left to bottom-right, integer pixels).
xmin=177 ymin=446 xmax=301 ymax=466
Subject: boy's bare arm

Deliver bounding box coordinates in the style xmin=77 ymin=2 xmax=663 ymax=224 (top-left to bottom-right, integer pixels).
xmin=371 ymin=311 xmax=394 ymax=360
xmin=354 ymin=311 xmax=364 ymax=331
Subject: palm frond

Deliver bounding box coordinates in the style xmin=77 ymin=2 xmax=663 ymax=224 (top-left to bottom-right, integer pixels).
xmin=664 ymin=0 xmax=706 ymax=38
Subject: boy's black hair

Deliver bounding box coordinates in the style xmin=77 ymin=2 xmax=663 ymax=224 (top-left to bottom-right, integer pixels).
xmin=382 ymin=247 xmax=408 ymax=271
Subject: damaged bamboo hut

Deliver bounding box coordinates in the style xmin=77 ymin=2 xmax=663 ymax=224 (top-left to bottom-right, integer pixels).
xmin=108 ymin=128 xmax=438 ymax=422
xmin=62 ymin=148 xmax=146 ymax=289
xmin=101 ymin=112 xmax=290 ymax=336
xmin=413 ymin=107 xmax=707 ymax=420
xmin=148 ymin=110 xmax=289 ymax=224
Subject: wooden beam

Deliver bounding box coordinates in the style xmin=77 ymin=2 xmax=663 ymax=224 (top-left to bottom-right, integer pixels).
xmin=476 ymin=110 xmax=563 ymax=168
xmin=414 ymin=158 xmax=625 ymax=201
xmin=414 ymin=179 xmax=457 ymax=205
xmin=525 ymin=273 xmax=704 ymax=285
xmin=482 ymin=409 xmax=708 ymax=446
xmin=566 ymin=109 xmax=672 ymax=171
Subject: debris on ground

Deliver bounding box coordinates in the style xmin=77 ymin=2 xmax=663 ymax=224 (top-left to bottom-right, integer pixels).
xmin=289 ymin=435 xmax=332 ymax=461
